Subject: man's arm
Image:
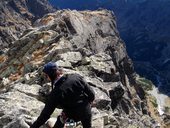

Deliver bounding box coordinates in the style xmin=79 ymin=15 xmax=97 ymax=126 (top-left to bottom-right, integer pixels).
xmin=30 ymin=89 xmax=59 ymax=128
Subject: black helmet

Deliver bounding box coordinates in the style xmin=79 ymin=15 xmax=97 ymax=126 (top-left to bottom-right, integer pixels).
xmin=43 ymin=62 xmax=58 ymax=89
xmin=43 ymin=62 xmax=58 ymax=76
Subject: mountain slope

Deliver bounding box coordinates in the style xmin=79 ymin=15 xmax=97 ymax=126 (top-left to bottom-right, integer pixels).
xmin=49 ymin=0 xmax=170 ymax=95
xmin=0 ymin=0 xmax=55 ymax=50
xmin=0 ymin=10 xmax=159 ymax=128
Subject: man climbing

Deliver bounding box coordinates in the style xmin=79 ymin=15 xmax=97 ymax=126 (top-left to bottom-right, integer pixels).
xmin=30 ymin=62 xmax=95 ymax=128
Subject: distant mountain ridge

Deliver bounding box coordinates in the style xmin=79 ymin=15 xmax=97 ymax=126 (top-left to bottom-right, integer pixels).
xmin=49 ymin=0 xmax=170 ymax=95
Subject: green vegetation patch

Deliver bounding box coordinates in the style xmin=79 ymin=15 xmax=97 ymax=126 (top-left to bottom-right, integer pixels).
xmin=137 ymin=77 xmax=154 ymax=91
xmin=150 ymin=95 xmax=158 ymax=108
xmin=164 ymin=106 xmax=170 ymax=114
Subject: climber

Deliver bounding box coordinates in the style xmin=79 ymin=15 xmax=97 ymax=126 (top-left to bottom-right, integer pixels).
xmin=30 ymin=62 xmax=95 ymax=128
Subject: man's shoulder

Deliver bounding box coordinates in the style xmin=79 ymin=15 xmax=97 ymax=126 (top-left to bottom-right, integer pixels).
xmin=66 ymin=73 xmax=82 ymax=79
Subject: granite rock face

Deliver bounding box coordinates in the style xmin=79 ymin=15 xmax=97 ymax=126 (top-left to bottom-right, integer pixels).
xmin=49 ymin=0 xmax=170 ymax=96
xmin=0 ymin=0 xmax=55 ymax=50
xmin=0 ymin=10 xmax=159 ymax=127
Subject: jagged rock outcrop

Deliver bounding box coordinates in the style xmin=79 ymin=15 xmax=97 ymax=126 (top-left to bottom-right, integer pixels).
xmin=0 ymin=0 xmax=55 ymax=50
xmin=49 ymin=0 xmax=170 ymax=96
xmin=0 ymin=10 xmax=159 ymax=127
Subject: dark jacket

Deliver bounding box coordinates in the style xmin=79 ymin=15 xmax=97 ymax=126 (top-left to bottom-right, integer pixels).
xmin=31 ymin=74 xmax=95 ymax=128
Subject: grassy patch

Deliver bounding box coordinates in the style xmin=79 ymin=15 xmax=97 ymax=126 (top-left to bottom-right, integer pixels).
xmin=164 ymin=106 xmax=170 ymax=114
xmin=150 ymin=96 xmax=158 ymax=108
xmin=137 ymin=77 xmax=154 ymax=91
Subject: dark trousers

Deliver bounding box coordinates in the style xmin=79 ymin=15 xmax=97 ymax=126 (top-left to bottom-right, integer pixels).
xmin=53 ymin=104 xmax=92 ymax=128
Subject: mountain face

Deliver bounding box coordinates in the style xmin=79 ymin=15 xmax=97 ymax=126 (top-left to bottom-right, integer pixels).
xmin=111 ymin=0 xmax=170 ymax=95
xmin=49 ymin=0 xmax=170 ymax=95
xmin=0 ymin=0 xmax=55 ymax=50
xmin=0 ymin=9 xmax=161 ymax=127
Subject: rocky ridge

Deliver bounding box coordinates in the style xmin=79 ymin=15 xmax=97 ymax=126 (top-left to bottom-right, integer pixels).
xmin=0 ymin=0 xmax=55 ymax=50
xmin=0 ymin=10 xmax=159 ymax=127
xmin=49 ymin=0 xmax=170 ymax=96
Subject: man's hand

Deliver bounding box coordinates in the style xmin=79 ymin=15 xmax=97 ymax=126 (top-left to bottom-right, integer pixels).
xmin=24 ymin=115 xmax=34 ymax=126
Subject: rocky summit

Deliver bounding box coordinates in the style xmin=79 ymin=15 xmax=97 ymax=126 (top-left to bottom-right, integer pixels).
xmin=0 ymin=0 xmax=55 ymax=51
xmin=0 ymin=10 xmax=160 ymax=127
xmin=49 ymin=0 xmax=170 ymax=97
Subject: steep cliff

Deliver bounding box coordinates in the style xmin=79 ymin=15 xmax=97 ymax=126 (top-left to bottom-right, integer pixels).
xmin=49 ymin=0 xmax=170 ymax=95
xmin=111 ymin=0 xmax=170 ymax=95
xmin=0 ymin=0 xmax=55 ymax=50
xmin=0 ymin=10 xmax=160 ymax=128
